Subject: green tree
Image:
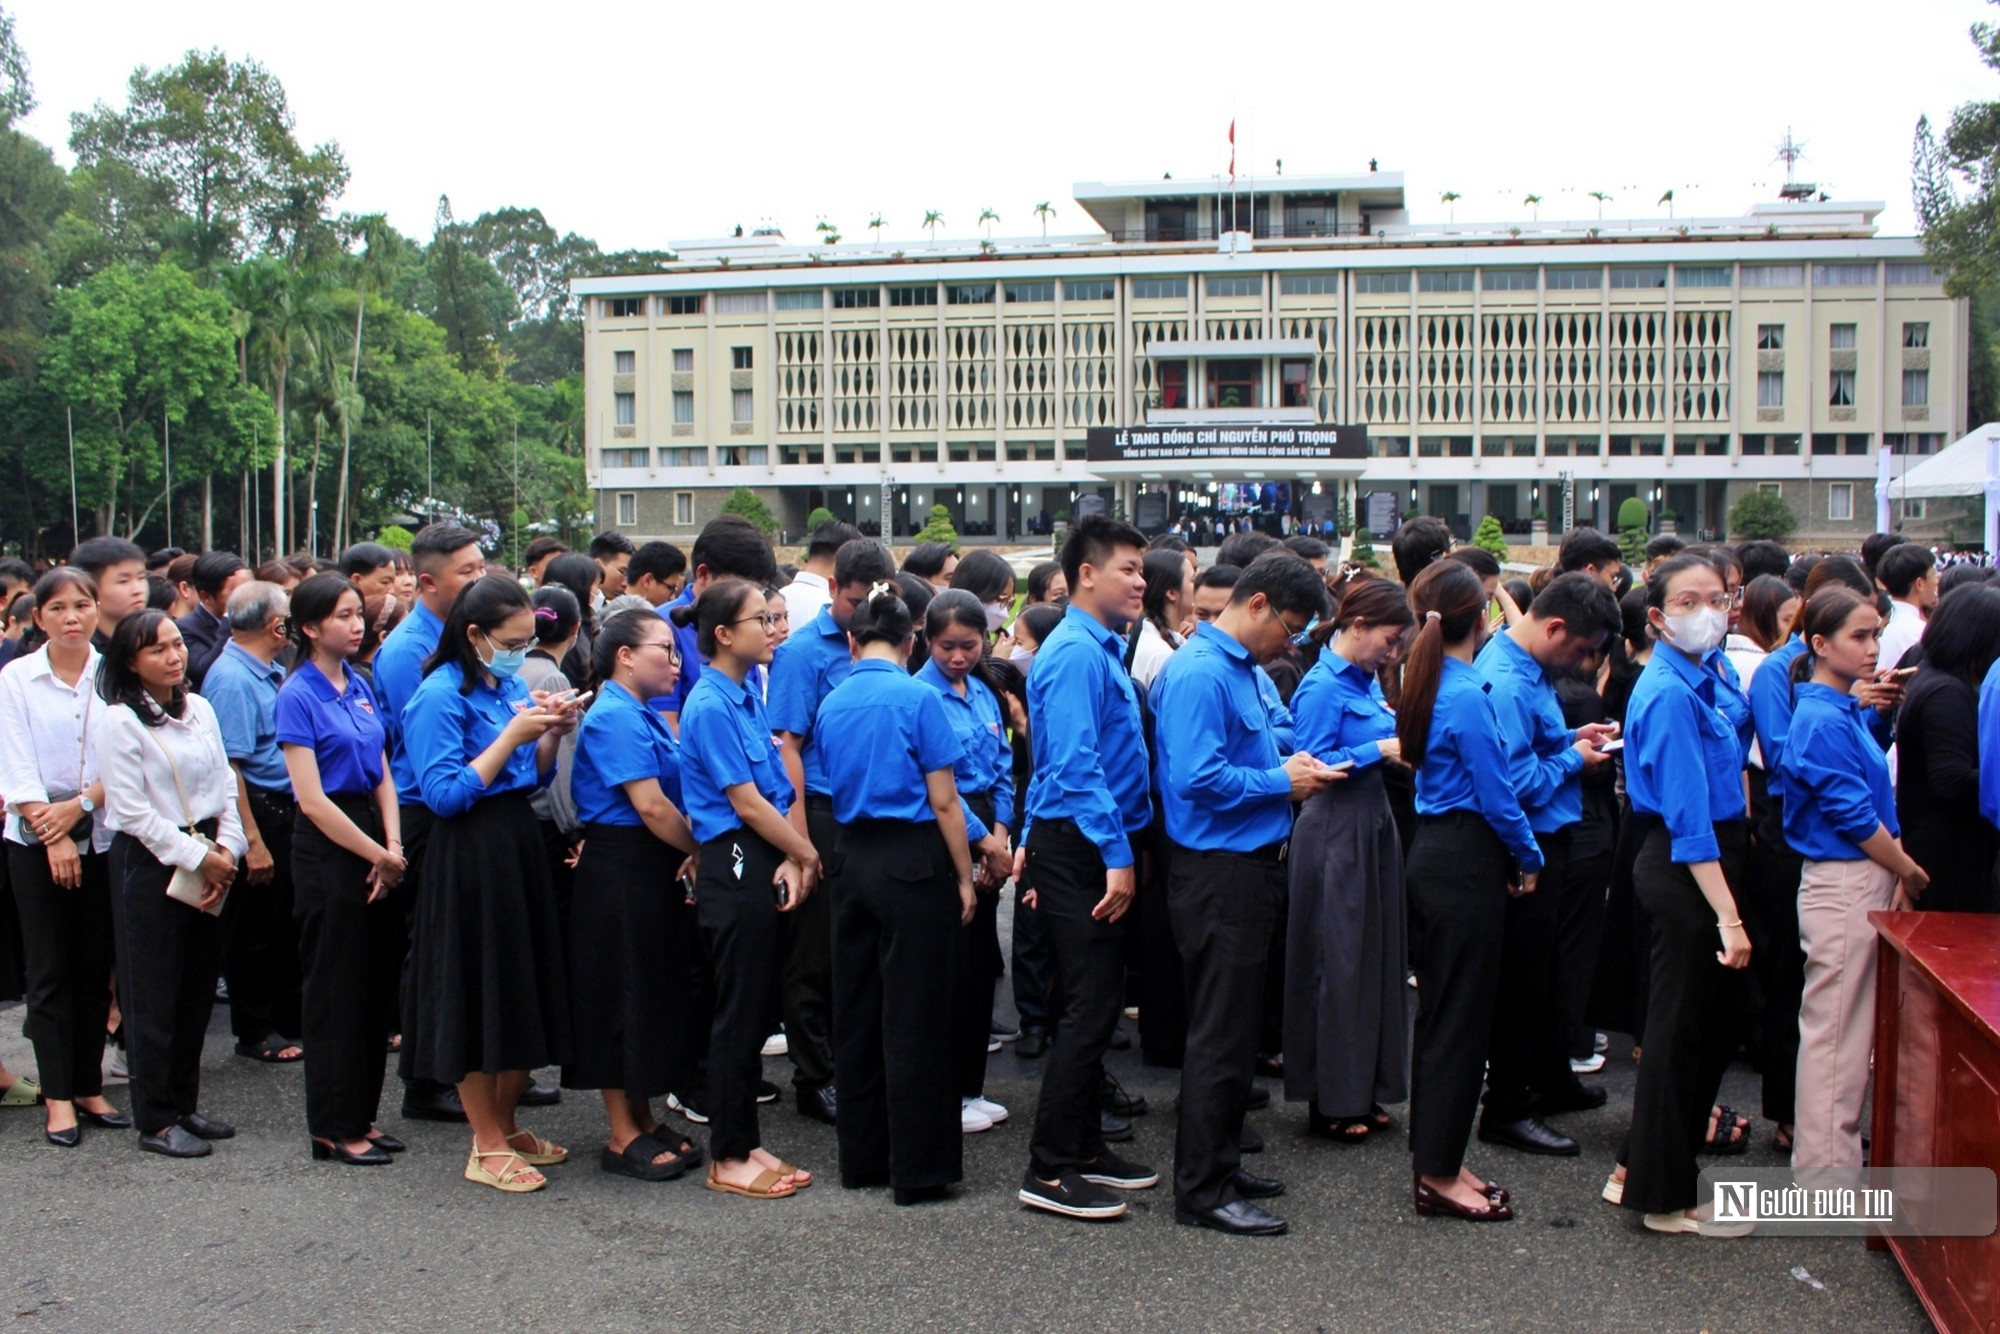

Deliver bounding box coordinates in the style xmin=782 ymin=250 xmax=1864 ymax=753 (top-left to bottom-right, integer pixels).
xmin=721 ymin=485 xmax=779 ymax=536
xmin=0 ymin=6 xmax=32 ymax=128
xmin=1727 ymin=488 xmax=1798 ymax=541
xmin=376 ymin=522 xmax=413 ymax=551
xmin=1616 ymin=495 xmax=1651 ymax=564
xmin=914 ymin=503 xmax=958 ymax=545
xmin=1472 ymin=513 xmax=1508 ymax=557
xmin=806 ymin=505 xmax=836 ymax=532
xmin=419 ymin=195 xmax=517 ymax=377
xmin=1349 ymin=523 xmax=1379 ymax=568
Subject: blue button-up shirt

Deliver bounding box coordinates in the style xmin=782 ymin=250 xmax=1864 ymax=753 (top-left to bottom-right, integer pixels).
xmin=1705 ymin=646 xmax=1755 ymax=750
xmin=1293 ymin=653 xmax=1397 ymax=770
xmin=274 ymin=660 xmax=387 ymax=798
xmin=1413 ymin=656 xmax=1544 ymax=873
xmin=571 ymin=680 xmax=683 ymax=827
xmin=916 ymin=660 xmax=1016 ymax=843
xmin=402 ymin=661 xmax=543 ymax=819
xmin=373 ymin=599 xmax=445 ymax=805
xmin=816 ymin=659 xmax=962 ymax=825
xmin=767 ymin=607 xmax=853 ymax=798
xmin=1980 ymin=657 xmax=2000 ymax=827
xmin=1149 ymin=622 xmax=1293 ymax=853
xmin=1023 ymin=604 xmax=1152 ymax=869
xmin=1625 ymin=643 xmax=1750 ymax=863
xmin=1475 ymin=631 xmax=1583 ymax=834
xmin=1750 ymin=634 xmax=1890 ymax=806
xmin=201 ymin=639 xmax=291 ymax=791
xmin=1782 ymin=681 xmax=1898 ymax=861
xmin=657 ymin=585 xmax=762 ymax=716
xmin=677 ymin=667 xmax=791 ymax=845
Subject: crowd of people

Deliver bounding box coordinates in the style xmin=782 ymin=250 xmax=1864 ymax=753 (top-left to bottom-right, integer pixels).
xmin=0 ymin=510 xmax=1982 ymax=1238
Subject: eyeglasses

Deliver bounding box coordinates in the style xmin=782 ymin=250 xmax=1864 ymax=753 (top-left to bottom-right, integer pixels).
xmin=1665 ymin=594 xmax=1733 ymax=614
xmin=730 ymin=613 xmax=780 ymax=631
xmin=638 ymin=639 xmax=679 ymax=659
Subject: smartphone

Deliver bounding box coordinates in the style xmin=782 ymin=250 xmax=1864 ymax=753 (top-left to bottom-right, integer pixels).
xmin=1890 ymin=666 xmax=1919 ymax=680
xmin=1330 ymin=759 xmax=1356 ymax=773
xmin=773 ymin=881 xmax=791 ymax=908
xmin=1598 ymin=738 xmax=1626 ymax=754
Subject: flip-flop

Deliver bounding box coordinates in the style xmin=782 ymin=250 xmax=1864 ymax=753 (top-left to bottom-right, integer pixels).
xmin=234 ymin=1034 xmax=303 ymax=1063
xmin=774 ymin=1159 xmax=813 ymax=1189
xmin=705 ymin=1163 xmax=797 ymax=1199
xmin=0 ymin=1077 xmax=43 ymax=1107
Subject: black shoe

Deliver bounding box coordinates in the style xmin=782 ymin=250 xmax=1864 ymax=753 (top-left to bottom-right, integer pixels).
xmin=78 ymin=1106 xmax=131 ymax=1130
xmin=756 ymin=1079 xmax=780 ymax=1105
xmin=1477 ymin=1115 xmax=1580 ymax=1156
xmin=518 ymin=1080 xmax=561 ymax=1107
xmin=1099 ymin=1109 xmax=1134 ymax=1143
xmin=1018 ymin=1168 xmax=1127 ymax=1220
xmin=364 ymin=1131 xmax=406 ymax=1154
xmin=841 ymin=1168 xmax=890 ymax=1190
xmin=44 ymin=1123 xmax=81 ymax=1148
xmin=1255 ymin=1053 xmax=1284 ymax=1079
xmin=1107 ymin=1027 xmax=1131 ymax=1052
xmin=139 ymin=1124 xmax=211 ymax=1158
xmin=1244 ymin=1085 xmax=1271 ymax=1112
xmin=1231 ymin=1167 xmax=1285 ymax=1200
xmin=797 ymin=1085 xmax=838 ymax=1126
xmin=1015 ymin=1031 xmax=1048 ymax=1060
xmin=1100 ymin=1073 xmax=1147 ymax=1117
xmin=1239 ymin=1123 xmax=1265 ymax=1154
xmin=401 ymin=1087 xmax=469 ymax=1123
xmin=1078 ymin=1148 xmax=1158 ymax=1189
xmin=178 ymin=1112 xmax=235 ymax=1141
xmin=311 ymin=1138 xmax=392 ymax=1166
xmin=1175 ymin=1198 xmax=1289 ymax=1235
xmin=894 ymin=1183 xmax=950 ymax=1207
xmin=667 ymin=1090 xmax=709 ymax=1125
xmin=1533 ymin=1083 xmax=1609 ymax=1116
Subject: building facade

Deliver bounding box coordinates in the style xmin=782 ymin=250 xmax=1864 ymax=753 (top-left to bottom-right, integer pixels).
xmin=575 ymin=171 xmax=1967 ymax=548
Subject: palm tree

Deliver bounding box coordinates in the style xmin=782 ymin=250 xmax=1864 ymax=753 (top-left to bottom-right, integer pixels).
xmin=239 ymin=261 xmax=340 ymax=555
xmin=1034 ymin=201 xmax=1056 ymax=237
xmin=1658 ymin=188 xmax=1675 ymax=217
xmin=922 ymin=211 xmax=944 ymax=245
xmin=1523 ymin=193 xmax=1543 ymax=221
xmin=1439 ymin=191 xmax=1461 ymax=224
xmin=335 ymin=213 xmax=399 ymax=551
xmin=867 ymin=214 xmax=885 ymax=248
xmin=978 ymin=207 xmax=1000 ymax=239
xmin=1589 ymin=190 xmax=1612 ymax=219
xmin=815 ymin=219 xmax=839 ymax=246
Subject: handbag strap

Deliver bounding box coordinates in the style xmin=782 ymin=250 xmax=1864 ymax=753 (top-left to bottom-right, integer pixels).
xmin=139 ymin=712 xmax=201 ymax=836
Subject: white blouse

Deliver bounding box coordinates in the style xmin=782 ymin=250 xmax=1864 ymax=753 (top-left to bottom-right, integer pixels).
xmin=0 ymin=646 xmax=112 ymax=852
xmin=96 ymin=694 xmax=247 ymax=870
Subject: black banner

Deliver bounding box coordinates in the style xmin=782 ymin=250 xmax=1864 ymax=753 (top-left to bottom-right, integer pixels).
xmin=1085 ymin=423 xmax=1367 ymax=464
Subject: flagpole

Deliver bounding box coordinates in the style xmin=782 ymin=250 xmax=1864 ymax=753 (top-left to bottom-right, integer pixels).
xmin=65 ymin=406 xmax=78 ymax=545
xmin=163 ymin=407 xmax=173 ymax=549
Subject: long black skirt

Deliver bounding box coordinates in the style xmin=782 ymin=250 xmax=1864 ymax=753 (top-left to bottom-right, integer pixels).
xmin=562 ymin=823 xmax=696 ymax=1097
xmin=402 ymin=791 xmax=573 ymax=1085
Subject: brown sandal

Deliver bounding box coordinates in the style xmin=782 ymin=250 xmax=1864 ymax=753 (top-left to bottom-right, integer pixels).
xmin=465 ymin=1148 xmax=546 ymax=1194
xmin=705 ymin=1163 xmax=798 ymax=1199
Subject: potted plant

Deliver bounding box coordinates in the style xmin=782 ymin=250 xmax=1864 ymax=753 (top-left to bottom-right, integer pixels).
xmin=1530 ymin=505 xmax=1548 ymax=545
xmin=1659 ymin=509 xmax=1679 ymax=535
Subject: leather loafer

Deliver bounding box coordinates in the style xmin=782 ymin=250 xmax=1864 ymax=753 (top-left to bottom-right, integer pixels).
xmin=1099 ymin=1109 xmax=1134 ymax=1142
xmin=1477 ymin=1115 xmax=1579 ymax=1156
xmin=44 ymin=1124 xmax=81 ymax=1148
xmin=518 ymin=1081 xmax=561 ymax=1107
xmin=1015 ymin=1031 xmax=1048 ymax=1060
xmin=1231 ymin=1167 xmax=1285 ymax=1200
xmin=1176 ymin=1198 xmax=1289 ymax=1235
xmin=78 ymin=1107 xmax=131 ymax=1130
xmin=400 ymin=1087 xmax=469 ymax=1123
xmin=139 ymin=1124 xmax=212 ymax=1158
xmin=178 ymin=1112 xmax=235 ymax=1140
xmin=797 ymin=1084 xmax=838 ymax=1126
xmin=366 ymin=1131 xmax=407 ymax=1154
xmin=1533 ymin=1082 xmax=1609 ymax=1116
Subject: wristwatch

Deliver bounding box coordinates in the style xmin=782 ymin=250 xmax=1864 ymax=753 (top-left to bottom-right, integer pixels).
xmin=79 ymin=795 xmax=96 ymax=814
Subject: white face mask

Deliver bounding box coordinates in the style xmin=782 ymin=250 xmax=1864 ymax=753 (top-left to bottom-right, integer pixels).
xmin=1661 ymin=607 xmax=1728 ymax=654
xmin=985 ymin=601 xmax=1010 ymax=633
xmin=1009 ymin=646 xmax=1034 ymax=669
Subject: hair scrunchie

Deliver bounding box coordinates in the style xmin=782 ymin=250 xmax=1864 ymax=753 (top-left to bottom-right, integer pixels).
xmin=1425 ymin=609 xmax=1442 ymax=624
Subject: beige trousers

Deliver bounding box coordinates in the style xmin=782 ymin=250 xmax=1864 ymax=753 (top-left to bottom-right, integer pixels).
xmin=1792 ymin=857 xmax=1896 ymax=1173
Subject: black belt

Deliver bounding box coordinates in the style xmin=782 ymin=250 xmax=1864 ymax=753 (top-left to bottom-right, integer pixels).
xmin=1418 ymin=810 xmax=1489 ymax=827
xmin=1177 ymin=840 xmax=1287 ymax=865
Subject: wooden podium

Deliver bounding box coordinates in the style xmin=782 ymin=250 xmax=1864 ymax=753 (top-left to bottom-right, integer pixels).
xmin=1869 ymin=910 xmax=2000 ymax=1332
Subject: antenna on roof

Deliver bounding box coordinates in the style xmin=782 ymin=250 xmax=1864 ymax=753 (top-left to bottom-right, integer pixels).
xmin=1776 ymin=128 xmax=1817 ymax=201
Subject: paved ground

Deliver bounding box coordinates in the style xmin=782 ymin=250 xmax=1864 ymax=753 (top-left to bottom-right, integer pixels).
xmin=0 ymin=894 xmax=1928 ymax=1333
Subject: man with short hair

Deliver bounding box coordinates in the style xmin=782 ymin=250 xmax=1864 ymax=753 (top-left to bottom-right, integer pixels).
xmin=1643 ymin=533 xmax=1687 ymax=578
xmin=624 ymin=541 xmax=687 ymax=607
xmin=70 ymin=536 xmax=150 ymax=650
xmin=1556 ymin=526 xmax=1624 ymax=589
xmin=1279 ymin=535 xmax=1330 ymax=571
xmin=147 ymin=546 xmax=184 ymax=573
xmin=1860 ymin=531 xmax=1908 ymax=589
xmin=340 ymin=542 xmax=399 ymax=599
xmin=174 ymin=551 xmax=250 ymax=690
xmin=1191 ymin=565 xmax=1241 ymax=624
xmin=1216 ymin=530 xmax=1280 ymax=571
xmin=660 ymin=516 xmax=778 ymax=723
xmin=1736 ymin=539 xmax=1791 ymax=584
xmin=523 ymin=536 xmax=568 ymax=585
xmin=783 ymin=521 xmax=862 ymax=628
xmin=589 ymin=530 xmax=637 ymax=601
xmin=0 ymin=558 xmax=32 ymax=604
xmin=1391 ymin=517 xmax=1454 ymax=585
xmin=1876 ymin=542 xmax=1939 ymax=671
xmin=201 ymin=580 xmax=304 ymax=1067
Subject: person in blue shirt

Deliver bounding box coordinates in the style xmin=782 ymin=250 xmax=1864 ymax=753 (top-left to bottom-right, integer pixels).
xmin=563 ymin=609 xmax=704 ymax=1185
xmin=201 ymin=579 xmax=305 ymax=1065
xmin=1781 ymin=587 xmax=1927 ymax=1183
xmin=1976 ymin=641 xmax=2000 ymax=835
xmin=1286 ymin=573 xmax=1414 ymax=1146
xmin=275 ymin=575 xmax=407 ymax=1168
xmin=1472 ymin=573 xmax=1622 ymax=1159
xmin=1015 ymin=515 xmax=1158 ymax=1223
xmin=813 ymin=583 xmax=974 ymax=1205
xmin=1151 ymin=554 xmax=1340 ymax=1238
xmin=1397 ymin=558 xmax=1542 ymax=1224
xmin=919 ymin=591 xmax=1017 ymax=1135
xmin=401 ymin=575 xmax=582 ymax=1195
xmin=766 ymin=537 xmax=896 ymax=1128
xmin=659 ymin=515 xmax=779 ymax=725
xmin=672 ymin=578 xmax=821 ymax=1201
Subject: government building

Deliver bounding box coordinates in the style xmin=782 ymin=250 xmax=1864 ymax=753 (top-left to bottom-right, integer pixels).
xmin=574 ymin=168 xmax=1967 ymax=548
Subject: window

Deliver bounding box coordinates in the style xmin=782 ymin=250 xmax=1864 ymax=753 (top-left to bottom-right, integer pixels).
xmin=1418 ymin=269 xmax=1474 ymax=293
xmin=947 ymin=284 xmax=995 ymax=305
xmin=674 ymin=492 xmax=694 ymax=527
xmin=831 ymin=287 xmax=880 ymax=309
xmin=617 ymin=492 xmax=638 ymax=526
xmin=731 ymin=388 xmax=753 ymax=423
xmin=1757 ymin=324 xmax=1784 ymax=350
xmin=732 ymin=346 xmax=753 ymax=370
xmin=1282 ymin=195 xmax=1337 ymax=237
xmin=666 ymin=295 xmax=704 ymax=315
xmin=1353 ymin=271 xmax=1411 ymax=294
xmin=775 ymin=289 xmax=823 ymax=311
xmin=1757 ymin=372 xmax=1784 ymax=408
xmin=613 ymin=350 xmax=635 ymax=374
xmin=607 ymin=297 xmax=644 ymax=318
xmin=672 ymin=348 xmax=693 ymax=372
xmin=1205 ymin=274 xmax=1262 ymax=298
xmin=1813 ymin=263 xmax=1877 ymax=287
xmin=1676 ymin=265 xmax=1731 ymax=289
xmin=673 ymin=391 xmax=693 ymax=423
xmin=1279 ymin=358 xmax=1311 ymax=407
xmin=1903 ymin=498 xmax=1928 ymax=520
xmin=1829 ymin=370 xmax=1855 ymax=406
xmin=1903 ymin=369 xmax=1930 ymax=406
xmin=1482 ymin=269 xmax=1537 ymax=292
xmin=1829 ymin=324 xmax=1857 ymax=350
xmin=1005 ymin=281 xmax=1055 ymax=303
xmin=714 ymin=292 xmax=766 ymax=314
xmin=614 ymin=392 xmax=636 ymax=425
xmin=602 ymin=449 xmax=647 ymax=468
xmin=1545 ymin=268 xmax=1601 ymax=290
xmin=1131 ymin=277 xmax=1188 ymax=300
xmin=1758 ymin=482 xmax=1783 ymax=495
xmin=1064 ymin=279 xmax=1115 ymax=301
xmin=1279 ymin=273 xmax=1338 ymax=296
xmin=1828 ymin=483 xmax=1854 ymax=521
xmin=1740 ymin=264 xmax=1805 ymax=288
xmin=1887 ymin=263 xmax=1943 ymax=286
xmin=1611 ymin=266 xmax=1668 ymax=289
xmin=888 ymin=285 xmax=937 ymax=307
xmin=1903 ymin=322 xmax=1930 ymax=349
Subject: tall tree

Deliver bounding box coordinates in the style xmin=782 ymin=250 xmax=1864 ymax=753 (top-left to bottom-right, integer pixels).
xmin=423 ymin=195 xmax=516 ymax=376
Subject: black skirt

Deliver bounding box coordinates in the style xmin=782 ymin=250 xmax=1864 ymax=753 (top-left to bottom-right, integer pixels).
xmin=403 ymin=791 xmax=573 ymax=1084
xmin=0 ymin=845 xmax=23 ymax=1002
xmin=562 ymin=823 xmax=696 ymax=1096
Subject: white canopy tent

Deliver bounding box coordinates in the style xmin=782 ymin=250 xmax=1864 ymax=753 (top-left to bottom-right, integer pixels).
xmin=1893 ymin=424 xmax=2000 ymax=553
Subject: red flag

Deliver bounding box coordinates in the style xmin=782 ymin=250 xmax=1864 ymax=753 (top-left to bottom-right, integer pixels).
xmin=1228 ymin=119 xmax=1236 ymax=186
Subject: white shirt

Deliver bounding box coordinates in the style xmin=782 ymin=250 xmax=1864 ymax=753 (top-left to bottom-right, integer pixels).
xmin=0 ymin=646 xmax=112 ymax=852
xmin=1723 ymin=633 xmax=1770 ymax=770
xmin=1128 ymin=618 xmax=1184 ymax=690
xmin=1877 ymin=598 xmax=1927 ymax=674
xmin=781 ymin=569 xmax=833 ymax=629
xmin=96 ymin=694 xmax=247 ymax=870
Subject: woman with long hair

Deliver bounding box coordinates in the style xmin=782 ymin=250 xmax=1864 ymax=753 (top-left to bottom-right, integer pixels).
xmin=1896 ymin=583 xmax=2000 ymax=911
xmin=1398 ymin=560 xmax=1542 ymax=1222
xmin=1127 ymin=550 xmax=1195 ymax=691
xmin=351 ymin=593 xmax=406 ymax=686
xmin=542 ymin=553 xmax=603 ymax=683
xmin=1285 ymin=574 xmax=1414 ymax=1142
xmin=520 ymin=584 xmax=584 ymax=926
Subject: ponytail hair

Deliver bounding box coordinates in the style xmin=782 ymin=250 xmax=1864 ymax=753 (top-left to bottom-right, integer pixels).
xmin=1789 ymin=587 xmax=1872 ymax=686
xmin=531 ymin=584 xmax=581 ymax=646
xmin=669 ymin=578 xmax=759 ymax=661
xmin=849 ymin=580 xmax=914 ymax=649
xmin=1395 ymin=560 xmax=1487 ymax=767
xmin=1314 ymin=569 xmax=1414 ymax=648
xmin=588 ymin=607 xmax=672 ymax=696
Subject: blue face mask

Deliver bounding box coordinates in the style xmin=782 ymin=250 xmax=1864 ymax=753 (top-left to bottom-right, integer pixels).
xmin=480 ymin=631 xmax=530 ymax=679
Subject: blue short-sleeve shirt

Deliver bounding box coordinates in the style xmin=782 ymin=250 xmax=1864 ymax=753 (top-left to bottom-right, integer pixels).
xmin=274 ymin=661 xmax=387 ymax=797
xmin=677 ymin=667 xmax=792 ymax=844
xmin=201 ymin=640 xmax=291 ymax=791
xmin=816 ymin=659 xmax=963 ymax=825
xmin=572 ymin=680 xmax=684 ymax=826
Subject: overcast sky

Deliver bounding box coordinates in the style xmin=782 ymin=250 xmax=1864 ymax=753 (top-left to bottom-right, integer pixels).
xmin=11 ymin=0 xmax=1999 ymax=253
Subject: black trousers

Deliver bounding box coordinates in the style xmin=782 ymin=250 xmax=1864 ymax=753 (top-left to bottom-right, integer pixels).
xmin=831 ymin=819 xmax=963 ymax=1189
xmin=1131 ymin=818 xmax=1187 ymax=1066
xmin=293 ymin=795 xmax=400 ymax=1141
xmin=1484 ymin=828 xmax=1575 ymax=1122
xmin=221 ymin=786 xmax=301 ymax=1045
xmin=1559 ymin=829 xmax=1615 ymax=1060
xmin=394 ymin=803 xmax=448 ymax=1099
xmin=109 ymin=829 xmax=225 ymax=1136
xmin=1026 ymin=818 xmax=1128 ymax=1176
xmin=1743 ymin=781 xmax=1804 ymax=1125
xmin=955 ymin=794 xmax=1002 ymax=1099
xmin=696 ymin=828 xmax=784 ymax=1163
xmin=1011 ymin=870 xmax=1056 ymax=1035
xmin=1622 ymin=820 xmax=1752 ymax=1215
xmin=7 ymin=842 xmax=113 ymax=1103
xmin=1407 ymin=813 xmax=1513 ymax=1178
xmin=781 ymin=797 xmax=838 ymax=1091
xmin=1169 ymin=842 xmax=1285 ymax=1211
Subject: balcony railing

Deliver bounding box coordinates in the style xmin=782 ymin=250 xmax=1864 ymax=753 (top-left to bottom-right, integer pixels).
xmin=1105 ymin=220 xmax=1368 ymax=244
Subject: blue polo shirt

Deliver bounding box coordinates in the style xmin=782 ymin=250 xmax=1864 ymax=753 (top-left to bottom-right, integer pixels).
xmin=1980 ymin=658 xmax=2000 ymax=827
xmin=1413 ymin=656 xmax=1543 ymax=873
xmin=1781 ymin=682 xmax=1898 ymax=861
xmin=274 ymin=660 xmax=387 ymax=797
xmin=1292 ymin=653 xmax=1397 ymax=770
xmin=571 ymin=680 xmax=683 ymax=827
xmin=1474 ymin=631 xmax=1583 ymax=834
xmin=766 ymin=606 xmax=853 ymax=797
xmin=916 ymin=660 xmax=1016 ymax=843
xmin=815 ymin=658 xmax=962 ymax=825
xmin=1022 ymin=604 xmax=1152 ymax=869
xmin=1624 ymin=642 xmax=1750 ymax=864
xmin=1149 ymin=622 xmax=1293 ymax=853
xmin=202 ymin=640 xmax=292 ymax=792
xmin=677 ymin=666 xmax=791 ymax=844
xmin=373 ymin=599 xmax=445 ymax=804
xmin=403 ymin=661 xmax=541 ymax=819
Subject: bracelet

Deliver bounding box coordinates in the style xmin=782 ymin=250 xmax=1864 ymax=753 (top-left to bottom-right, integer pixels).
xmin=1716 ymin=919 xmax=1743 ymax=929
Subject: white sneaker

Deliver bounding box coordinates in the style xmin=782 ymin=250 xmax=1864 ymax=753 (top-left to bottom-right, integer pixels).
xmin=961 ymin=1098 xmax=994 ymax=1134
xmin=986 ymin=1037 xmax=1002 ymax=1053
xmin=1571 ymin=1053 xmax=1607 ymax=1074
xmin=969 ymin=1095 xmax=1008 ymax=1124
xmin=1594 ymin=1031 xmax=1609 ymax=1054
xmin=761 ymin=1031 xmax=789 ymax=1057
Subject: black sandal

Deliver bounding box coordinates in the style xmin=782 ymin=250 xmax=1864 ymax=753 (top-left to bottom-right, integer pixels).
xmin=235 ymin=1033 xmax=304 ymax=1063
xmin=1700 ymin=1104 xmax=1750 ymax=1155
xmin=600 ymin=1132 xmax=696 ymax=1181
